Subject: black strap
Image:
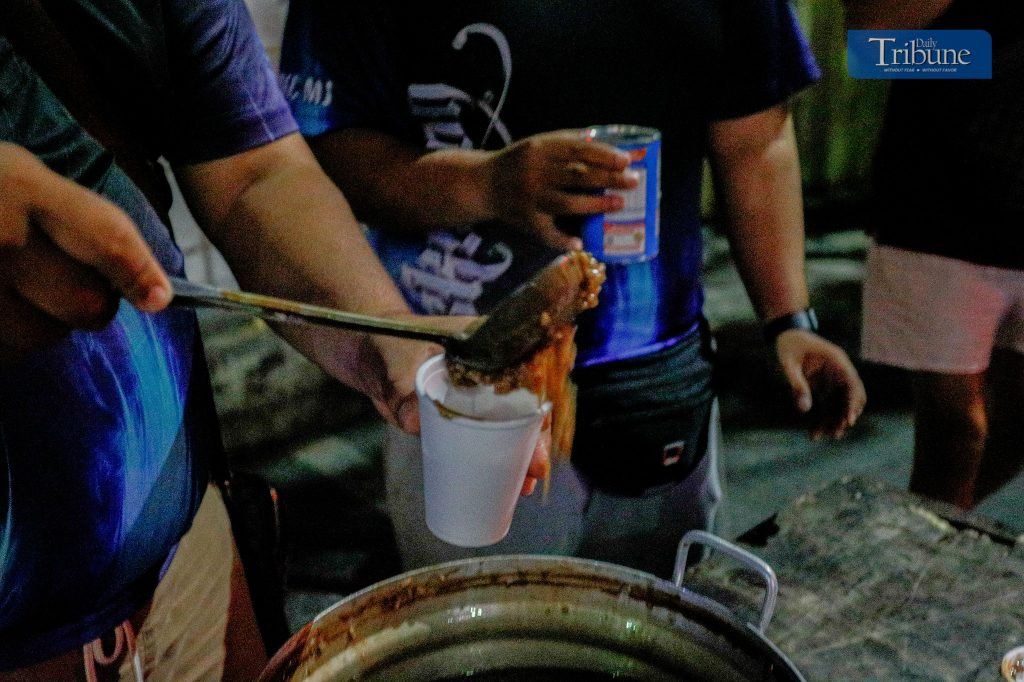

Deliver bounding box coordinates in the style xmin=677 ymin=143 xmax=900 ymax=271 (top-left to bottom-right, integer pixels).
xmin=763 ymin=308 xmax=819 ymax=345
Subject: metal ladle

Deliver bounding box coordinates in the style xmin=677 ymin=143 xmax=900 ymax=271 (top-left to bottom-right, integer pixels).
xmin=169 ymin=252 xmax=591 ymax=373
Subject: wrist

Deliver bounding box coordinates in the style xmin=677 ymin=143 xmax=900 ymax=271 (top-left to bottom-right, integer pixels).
xmin=468 ymin=149 xmax=503 ymax=223
xmin=763 ymin=308 xmax=818 ymax=345
xmin=420 ymin=148 xmax=495 ymax=224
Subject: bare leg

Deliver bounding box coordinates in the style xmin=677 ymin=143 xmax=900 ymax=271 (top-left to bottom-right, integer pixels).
xmin=909 ymin=371 xmax=988 ymax=509
xmin=223 ymin=546 xmax=269 ymax=681
xmin=974 ymin=349 xmax=1024 ymax=502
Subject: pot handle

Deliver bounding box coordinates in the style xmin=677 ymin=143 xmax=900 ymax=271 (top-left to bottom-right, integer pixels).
xmin=672 ymin=530 xmax=778 ymax=634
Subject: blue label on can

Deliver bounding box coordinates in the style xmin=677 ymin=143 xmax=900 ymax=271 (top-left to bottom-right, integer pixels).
xmin=581 ymin=126 xmax=661 ymax=264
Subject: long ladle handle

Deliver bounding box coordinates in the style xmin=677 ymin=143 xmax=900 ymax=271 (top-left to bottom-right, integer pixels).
xmin=169 ymin=276 xmax=456 ymax=344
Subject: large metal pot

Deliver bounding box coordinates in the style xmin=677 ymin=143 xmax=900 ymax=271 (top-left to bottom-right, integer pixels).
xmin=260 ymin=532 xmax=804 ymax=681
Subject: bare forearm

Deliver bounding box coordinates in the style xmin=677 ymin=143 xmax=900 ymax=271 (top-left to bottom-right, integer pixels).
xmin=309 ymin=128 xmax=635 ymax=250
xmin=710 ymin=109 xmax=809 ymax=322
xmin=710 ymin=111 xmax=867 ymax=436
xmin=843 ymin=0 xmax=953 ymax=29
xmin=179 ymin=134 xmax=412 ymax=379
xmin=311 ymin=129 xmax=494 ymax=233
xmin=186 ymin=152 xmax=407 ymax=313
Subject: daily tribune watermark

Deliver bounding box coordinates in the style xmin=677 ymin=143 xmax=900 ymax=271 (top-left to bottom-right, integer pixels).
xmin=848 ymin=30 xmax=992 ymax=79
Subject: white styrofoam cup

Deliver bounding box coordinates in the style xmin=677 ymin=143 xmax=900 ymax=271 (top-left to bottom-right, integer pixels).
xmin=415 ymin=354 xmax=550 ymax=547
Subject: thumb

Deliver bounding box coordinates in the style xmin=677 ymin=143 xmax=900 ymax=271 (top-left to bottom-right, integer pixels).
xmin=371 ymin=391 xmax=420 ymax=435
xmin=395 ymin=392 xmax=420 ymax=435
xmin=521 ymin=426 xmax=551 ymax=496
xmin=29 ymin=161 xmax=171 ymax=312
xmin=780 ymin=354 xmax=813 ymax=414
xmin=528 ymin=215 xmax=583 ymax=251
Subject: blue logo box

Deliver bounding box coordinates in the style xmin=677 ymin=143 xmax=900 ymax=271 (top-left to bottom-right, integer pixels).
xmin=848 ymin=30 xmax=992 ymax=79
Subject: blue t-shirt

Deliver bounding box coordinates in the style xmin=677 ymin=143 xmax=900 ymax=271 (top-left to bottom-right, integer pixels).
xmin=0 ymin=0 xmax=296 ymax=668
xmin=280 ymin=0 xmax=819 ymax=366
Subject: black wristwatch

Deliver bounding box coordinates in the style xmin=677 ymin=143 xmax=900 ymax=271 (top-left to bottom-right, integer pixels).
xmin=763 ymin=308 xmax=819 ymax=345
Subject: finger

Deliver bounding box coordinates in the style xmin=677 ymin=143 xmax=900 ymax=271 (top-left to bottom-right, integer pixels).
xmin=0 ymin=145 xmax=32 ymax=251
xmin=395 ymin=392 xmax=420 ymax=434
xmin=521 ymin=477 xmax=538 ymax=497
xmin=549 ymin=136 xmax=632 ymax=170
xmin=522 ymin=427 xmax=551 ymax=497
xmin=18 ymin=155 xmax=170 ymax=312
xmin=526 ymin=214 xmax=583 ymax=251
xmin=556 ymin=162 xmax=640 ymax=191
xmin=371 ymin=394 xmax=410 ymax=434
xmin=375 ymin=372 xmax=421 ymax=434
xmin=813 ymin=379 xmax=862 ymax=440
xmin=779 ymin=353 xmax=813 ymax=414
xmin=846 ymin=377 xmax=868 ymax=427
xmin=808 ymin=413 xmax=840 ymax=442
xmin=526 ymin=441 xmax=550 ymax=481
xmin=830 ymin=396 xmax=865 ymax=439
xmin=820 ymin=363 xmax=866 ymax=438
xmin=0 ymin=286 xmax=71 ymax=352
xmin=816 ymin=409 xmax=849 ymax=441
xmin=544 ymin=190 xmax=624 ymax=217
xmin=8 ymin=231 xmax=118 ymax=329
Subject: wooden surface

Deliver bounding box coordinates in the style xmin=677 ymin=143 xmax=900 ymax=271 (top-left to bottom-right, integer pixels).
xmin=687 ymin=477 xmax=1024 ymax=681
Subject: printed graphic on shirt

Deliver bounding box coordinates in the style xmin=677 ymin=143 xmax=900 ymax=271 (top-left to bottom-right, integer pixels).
xmin=280 ymin=0 xmax=823 ymax=365
xmin=401 ymin=232 xmax=513 ymax=314
xmin=393 ymin=22 xmax=527 ymax=316
xmin=410 ymin=22 xmax=513 ymax=151
xmin=408 ymin=82 xmax=513 ymax=150
xmin=279 ymin=71 xmax=335 ymax=108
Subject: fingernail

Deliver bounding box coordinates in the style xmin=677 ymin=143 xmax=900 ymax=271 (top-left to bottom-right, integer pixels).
xmin=569 ymin=237 xmax=583 ymax=251
xmin=624 ymin=169 xmax=641 ymax=183
xmin=522 ymin=479 xmax=537 ymax=496
xmin=142 ymin=283 xmax=171 ymax=311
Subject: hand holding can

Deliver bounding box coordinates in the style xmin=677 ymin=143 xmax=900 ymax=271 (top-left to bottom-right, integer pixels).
xmin=480 ymin=130 xmax=640 ymax=251
xmin=580 ymin=125 xmax=662 ymax=264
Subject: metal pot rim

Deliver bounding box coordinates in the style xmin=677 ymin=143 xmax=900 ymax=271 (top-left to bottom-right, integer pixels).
xmin=263 ymin=552 xmax=805 ymax=682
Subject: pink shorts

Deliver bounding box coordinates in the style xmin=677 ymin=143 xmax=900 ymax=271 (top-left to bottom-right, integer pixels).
xmin=861 ymin=244 xmax=1024 ymax=373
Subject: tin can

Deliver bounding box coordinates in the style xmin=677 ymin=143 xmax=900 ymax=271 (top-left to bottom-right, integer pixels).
xmin=580 ymin=125 xmax=661 ymax=264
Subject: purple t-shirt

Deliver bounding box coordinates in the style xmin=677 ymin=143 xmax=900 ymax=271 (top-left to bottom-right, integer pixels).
xmin=0 ymin=0 xmax=296 ymax=668
xmin=280 ymin=0 xmax=819 ymax=365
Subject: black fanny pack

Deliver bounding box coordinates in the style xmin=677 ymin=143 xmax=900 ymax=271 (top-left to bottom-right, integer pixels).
xmin=571 ymin=324 xmax=716 ymax=496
